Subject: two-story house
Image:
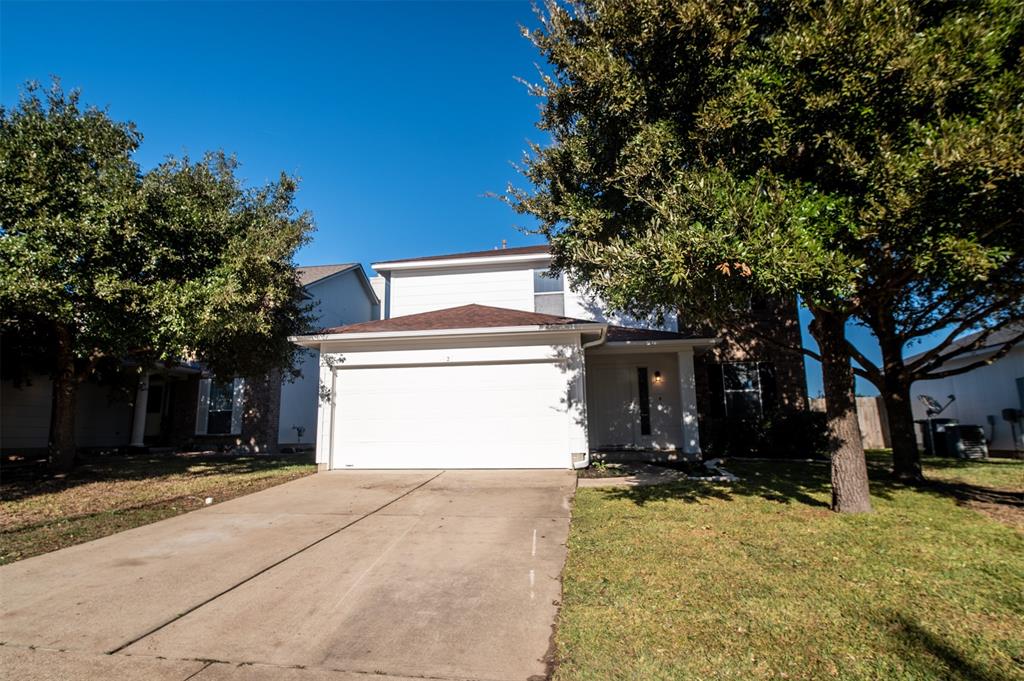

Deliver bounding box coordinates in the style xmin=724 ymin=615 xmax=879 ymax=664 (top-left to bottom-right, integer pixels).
xmin=295 ymin=244 xmax=808 ymax=470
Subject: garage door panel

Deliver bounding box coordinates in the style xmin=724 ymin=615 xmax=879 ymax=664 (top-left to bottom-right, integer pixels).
xmin=331 ymin=362 xmax=571 ymax=469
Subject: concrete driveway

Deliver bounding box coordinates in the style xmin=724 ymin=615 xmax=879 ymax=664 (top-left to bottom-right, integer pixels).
xmin=0 ymin=470 xmax=576 ymax=681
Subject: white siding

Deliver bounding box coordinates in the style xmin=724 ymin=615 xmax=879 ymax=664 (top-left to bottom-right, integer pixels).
xmin=384 ymin=258 xmax=678 ymax=331
xmin=564 ymin=287 xmax=678 ymax=331
xmin=387 ymin=263 xmax=539 ymax=317
xmin=584 ymin=352 xmax=683 ymax=450
xmin=278 ymin=269 xmax=376 ymax=445
xmin=910 ymin=347 xmax=1024 ymax=452
xmin=370 ymin=275 xmax=386 ymax=319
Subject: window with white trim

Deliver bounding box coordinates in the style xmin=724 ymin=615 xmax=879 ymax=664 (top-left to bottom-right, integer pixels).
xmin=721 ymin=363 xmax=762 ymax=418
xmin=195 ymin=377 xmax=245 ymax=435
xmin=533 ymin=268 xmax=564 ymax=315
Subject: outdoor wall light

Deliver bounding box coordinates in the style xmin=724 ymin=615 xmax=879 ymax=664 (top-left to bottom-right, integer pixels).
xmin=653 ymin=371 xmax=663 ymax=385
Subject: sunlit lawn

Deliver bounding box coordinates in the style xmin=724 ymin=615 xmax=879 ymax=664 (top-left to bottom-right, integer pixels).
xmin=556 ymin=454 xmax=1024 ymax=680
xmin=0 ymin=451 xmax=315 ymax=565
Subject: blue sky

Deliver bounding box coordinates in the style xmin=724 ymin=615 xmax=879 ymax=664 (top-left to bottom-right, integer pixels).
xmin=2 ymin=0 xmax=937 ymax=396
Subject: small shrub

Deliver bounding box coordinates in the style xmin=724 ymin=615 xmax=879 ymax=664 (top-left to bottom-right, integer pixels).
xmin=703 ymin=408 xmax=833 ymax=459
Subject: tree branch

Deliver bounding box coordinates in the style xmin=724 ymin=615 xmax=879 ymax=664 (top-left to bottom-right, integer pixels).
xmin=913 ymin=332 xmax=1024 ymax=381
xmin=843 ymin=337 xmax=883 ymax=385
xmin=904 ymin=307 xmax=1005 ymax=374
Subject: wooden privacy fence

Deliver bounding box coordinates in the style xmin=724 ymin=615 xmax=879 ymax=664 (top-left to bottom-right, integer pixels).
xmin=809 ymin=396 xmax=892 ymax=449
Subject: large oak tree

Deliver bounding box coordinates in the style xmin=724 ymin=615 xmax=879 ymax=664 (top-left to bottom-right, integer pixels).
xmin=510 ymin=0 xmax=1023 ymax=510
xmin=0 ymin=81 xmax=314 ymax=471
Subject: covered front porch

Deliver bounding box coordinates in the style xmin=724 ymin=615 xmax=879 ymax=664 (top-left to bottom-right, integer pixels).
xmin=583 ymin=331 xmax=714 ymax=459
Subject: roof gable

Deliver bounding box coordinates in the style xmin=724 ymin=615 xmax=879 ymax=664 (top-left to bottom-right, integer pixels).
xmin=297 ymin=263 xmax=358 ymax=287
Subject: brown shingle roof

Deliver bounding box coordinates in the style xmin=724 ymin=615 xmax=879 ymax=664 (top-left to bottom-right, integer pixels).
xmin=318 ymin=304 xmax=593 ymax=334
xmin=316 ymin=304 xmax=708 ymax=343
xmin=297 ymin=263 xmax=358 ymax=287
xmin=373 ymin=244 xmax=550 ymax=267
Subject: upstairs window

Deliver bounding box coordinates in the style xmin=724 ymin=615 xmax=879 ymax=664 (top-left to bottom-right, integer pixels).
xmin=534 ymin=268 xmax=564 ymax=316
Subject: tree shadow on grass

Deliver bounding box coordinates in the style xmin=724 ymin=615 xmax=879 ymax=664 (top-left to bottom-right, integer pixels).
xmin=599 ymin=455 xmax=1021 ymax=524
xmin=917 ymin=456 xmax=1024 ymax=472
xmin=0 ymin=451 xmax=315 ymax=503
xmin=600 ymin=459 xmax=840 ymax=508
xmin=596 ymin=457 xmax=924 ymax=509
xmin=886 ymin=613 xmax=1017 ymax=681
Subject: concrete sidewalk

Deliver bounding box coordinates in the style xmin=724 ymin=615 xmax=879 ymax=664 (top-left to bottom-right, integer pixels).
xmin=0 ymin=469 xmax=575 ymax=681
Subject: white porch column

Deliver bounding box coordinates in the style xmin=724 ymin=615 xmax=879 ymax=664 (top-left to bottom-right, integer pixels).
xmin=129 ymin=372 xmax=150 ymax=447
xmin=676 ymin=349 xmax=702 ymax=455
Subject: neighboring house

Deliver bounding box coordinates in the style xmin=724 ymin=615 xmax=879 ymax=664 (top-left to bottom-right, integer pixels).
xmin=909 ymin=326 xmax=1024 ymax=455
xmin=0 ymin=263 xmax=377 ymax=457
xmin=278 ymin=264 xmax=379 ymax=447
xmin=295 ymin=245 xmax=807 ymax=470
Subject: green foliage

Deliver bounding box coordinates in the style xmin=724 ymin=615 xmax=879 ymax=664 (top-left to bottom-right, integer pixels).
xmin=510 ymin=0 xmax=1024 ymax=327
xmin=0 ymin=80 xmax=314 ymax=382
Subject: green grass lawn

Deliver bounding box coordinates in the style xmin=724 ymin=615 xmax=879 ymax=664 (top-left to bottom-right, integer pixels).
xmin=0 ymin=451 xmax=316 ymax=565
xmin=557 ymin=454 xmax=1024 ymax=680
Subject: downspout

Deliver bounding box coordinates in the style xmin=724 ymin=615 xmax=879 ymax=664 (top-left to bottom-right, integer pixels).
xmin=572 ymin=325 xmax=608 ymax=469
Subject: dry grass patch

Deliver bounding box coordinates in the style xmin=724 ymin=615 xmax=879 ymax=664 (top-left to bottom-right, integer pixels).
xmin=1 ymin=451 xmax=315 ymax=564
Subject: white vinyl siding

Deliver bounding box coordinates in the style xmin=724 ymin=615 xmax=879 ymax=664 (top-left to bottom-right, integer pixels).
xmin=386 ymin=263 xmax=542 ymax=317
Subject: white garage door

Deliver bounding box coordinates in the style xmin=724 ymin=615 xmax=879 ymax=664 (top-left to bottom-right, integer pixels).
xmin=331 ymin=361 xmax=571 ymax=469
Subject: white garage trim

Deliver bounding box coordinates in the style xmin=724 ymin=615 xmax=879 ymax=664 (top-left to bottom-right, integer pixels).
xmin=310 ymin=333 xmax=590 ymax=470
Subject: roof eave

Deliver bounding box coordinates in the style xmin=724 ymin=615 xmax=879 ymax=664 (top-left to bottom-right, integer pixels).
xmin=372 ymin=251 xmax=552 ymax=272
xmin=589 ymin=337 xmax=719 ymax=354
xmin=290 ymin=322 xmax=606 ymax=346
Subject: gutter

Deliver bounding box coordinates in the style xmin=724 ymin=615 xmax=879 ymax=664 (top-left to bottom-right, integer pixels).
xmin=372 ymin=252 xmax=551 ymax=272
xmin=289 ymin=322 xmax=606 ymax=347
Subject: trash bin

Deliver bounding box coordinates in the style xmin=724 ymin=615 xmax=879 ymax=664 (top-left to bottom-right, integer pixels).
xmin=918 ymin=418 xmax=958 ymax=457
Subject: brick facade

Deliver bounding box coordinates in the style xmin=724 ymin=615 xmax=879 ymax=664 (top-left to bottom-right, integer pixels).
xmin=689 ymin=296 xmax=809 ymax=447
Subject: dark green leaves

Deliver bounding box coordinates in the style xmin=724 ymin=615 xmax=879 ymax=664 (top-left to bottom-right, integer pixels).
xmin=0 ymin=80 xmax=314 ymax=383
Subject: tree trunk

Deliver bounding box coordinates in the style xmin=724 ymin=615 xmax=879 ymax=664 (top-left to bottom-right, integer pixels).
xmin=810 ymin=309 xmax=873 ymax=513
xmin=881 ymin=374 xmax=923 ymax=481
xmin=49 ymin=328 xmax=78 ymax=472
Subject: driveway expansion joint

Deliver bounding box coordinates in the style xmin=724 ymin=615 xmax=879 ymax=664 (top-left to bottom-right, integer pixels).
xmin=105 ymin=471 xmax=446 ymax=655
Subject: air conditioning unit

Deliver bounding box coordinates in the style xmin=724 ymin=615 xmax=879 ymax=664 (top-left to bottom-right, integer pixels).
xmin=917 ymin=419 xmax=988 ymax=459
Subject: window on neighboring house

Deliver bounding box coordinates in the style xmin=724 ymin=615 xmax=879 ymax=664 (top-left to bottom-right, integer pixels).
xmin=534 ymin=268 xmax=564 ymax=315
xmin=709 ymin=362 xmax=778 ymax=419
xmin=196 ymin=377 xmax=244 ymax=435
